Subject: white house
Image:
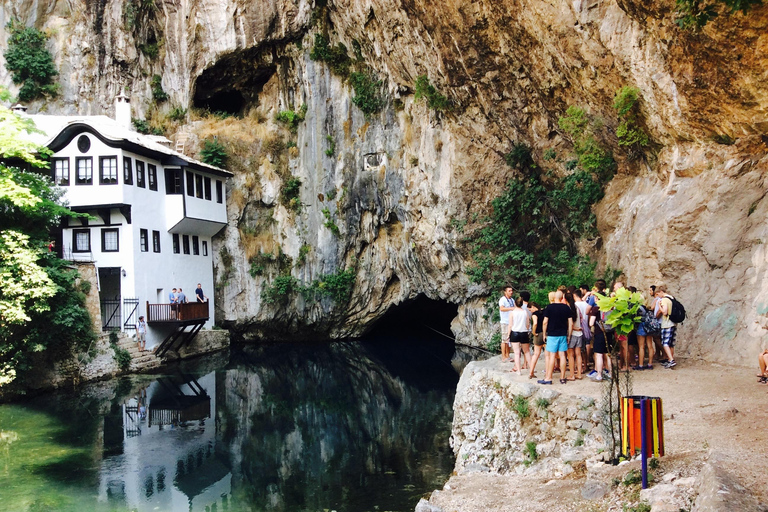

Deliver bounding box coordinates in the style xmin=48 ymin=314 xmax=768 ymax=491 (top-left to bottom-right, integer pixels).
xmin=21 ymin=94 xmax=232 ymax=351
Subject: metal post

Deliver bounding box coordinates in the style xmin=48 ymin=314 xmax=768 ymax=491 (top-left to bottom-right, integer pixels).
xmin=640 ymin=398 xmax=648 ymax=489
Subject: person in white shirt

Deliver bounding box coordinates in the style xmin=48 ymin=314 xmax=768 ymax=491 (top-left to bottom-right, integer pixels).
xmin=498 ymin=286 xmax=515 ymax=362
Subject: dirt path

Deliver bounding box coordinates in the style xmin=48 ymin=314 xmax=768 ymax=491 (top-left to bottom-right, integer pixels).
xmin=426 ymin=357 xmax=768 ymax=511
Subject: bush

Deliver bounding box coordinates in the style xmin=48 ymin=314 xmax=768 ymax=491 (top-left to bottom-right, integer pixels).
xmin=414 ymin=75 xmax=449 ymax=111
xmin=132 ymin=117 xmax=151 ymax=134
xmin=304 ymin=268 xmax=356 ymax=303
xmin=675 ymin=0 xmax=762 ymax=29
xmin=3 ymin=20 xmax=58 ymax=102
xmin=505 ymin=143 xmax=535 ymax=169
xmin=167 ymin=106 xmax=187 ymax=122
xmin=512 ymin=396 xmax=530 ymax=419
xmin=201 ymin=138 xmax=228 ymax=167
xmin=487 ymin=331 xmax=501 ymax=353
xmin=322 ymin=207 xmax=340 ymax=235
xmin=558 ymin=106 xmax=616 ymax=180
xmin=261 ymin=275 xmax=299 ymax=304
xmin=525 ymin=441 xmax=538 ymax=462
xmin=297 ymin=244 xmax=311 ymax=265
xmin=263 ymin=135 xmax=286 ymax=159
xmin=349 ymin=71 xmax=384 ymax=115
xmin=325 ymin=135 xmax=335 ymax=157
xmin=309 ymin=34 xmax=351 ymax=76
xmin=276 ymin=104 xmax=308 ymax=133
xmin=151 ymin=74 xmax=168 ymax=102
xmin=111 ymin=342 xmax=132 ymax=371
xmin=613 ymin=86 xmax=649 ymax=152
xmin=280 ymin=177 xmax=302 ymax=210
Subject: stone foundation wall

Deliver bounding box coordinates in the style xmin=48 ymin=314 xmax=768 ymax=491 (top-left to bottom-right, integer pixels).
xmin=451 ymin=359 xmax=607 ymax=477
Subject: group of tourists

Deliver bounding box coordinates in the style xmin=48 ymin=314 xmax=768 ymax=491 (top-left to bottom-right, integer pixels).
xmin=498 ymin=281 xmax=682 ymax=385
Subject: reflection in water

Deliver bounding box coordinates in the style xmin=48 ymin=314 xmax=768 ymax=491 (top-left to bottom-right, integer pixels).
xmin=0 ymin=339 xmax=480 ymax=512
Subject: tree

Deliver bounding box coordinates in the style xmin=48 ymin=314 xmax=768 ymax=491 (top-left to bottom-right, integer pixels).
xmin=3 ymin=19 xmax=59 ymax=102
xmin=0 ymin=89 xmax=94 ymax=386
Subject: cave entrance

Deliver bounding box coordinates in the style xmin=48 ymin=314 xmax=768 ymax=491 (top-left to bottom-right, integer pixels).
xmin=194 ymin=90 xmax=245 ymax=116
xmin=365 ymin=295 xmax=458 ymax=342
xmin=361 ymin=295 xmax=460 ymax=390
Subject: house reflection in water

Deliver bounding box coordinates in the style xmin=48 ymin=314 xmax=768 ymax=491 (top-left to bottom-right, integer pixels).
xmin=98 ymin=372 xmax=233 ymax=511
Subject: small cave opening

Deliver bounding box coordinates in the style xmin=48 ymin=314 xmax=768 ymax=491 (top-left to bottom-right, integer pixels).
xmin=361 ymin=295 xmax=462 ymax=390
xmin=194 ymin=90 xmax=245 ymax=116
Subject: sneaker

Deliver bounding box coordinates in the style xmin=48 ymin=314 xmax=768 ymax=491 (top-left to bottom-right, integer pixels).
xmin=644 ymin=364 xmax=654 ymax=370
xmin=631 ymin=365 xmax=644 ymax=371
xmin=587 ymin=370 xmax=597 ymax=378
xmin=659 ymin=358 xmax=669 ymax=365
xmin=593 ymin=376 xmax=603 ymax=382
xmin=667 ymin=360 xmax=676 ymax=368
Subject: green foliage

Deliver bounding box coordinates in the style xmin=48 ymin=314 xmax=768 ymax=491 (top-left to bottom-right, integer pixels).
xmin=309 ymin=34 xmax=351 ymax=76
xmin=535 ymin=398 xmax=550 ymax=410
xmin=649 ymin=457 xmax=660 ymax=470
xmin=260 ymin=275 xmax=299 ymax=305
xmin=132 ymin=117 xmax=151 ymax=134
xmin=140 ymin=43 xmax=159 ymax=59
xmin=286 ymin=141 xmax=297 ymax=149
xmin=111 ymin=342 xmax=132 ymax=372
xmin=280 ymin=177 xmax=302 ymax=211
xmin=248 ymin=252 xmax=272 ymax=277
xmin=349 ymin=71 xmax=384 ymax=115
xmin=543 ymin=148 xmax=557 ymax=161
xmin=322 ymin=207 xmax=340 ymax=235
xmin=505 ymin=143 xmax=535 ymax=169
xmin=0 ymin=101 xmax=95 ymax=384
xmin=559 ymin=106 xmax=616 ymax=181
xmin=623 ymin=469 xmax=643 ymax=486
xmin=512 ymin=396 xmax=530 ymax=419
xmin=596 ymin=287 xmax=645 ymax=336
xmin=675 ymin=0 xmax=762 ymax=29
xmin=3 ymin=20 xmax=59 ymax=102
xmin=525 ymin=441 xmax=538 ymax=462
xmin=304 ymin=268 xmax=356 ymax=304
xmin=466 ymin=139 xmax=608 ymax=304
xmin=487 ymin=331 xmax=502 ymax=353
xmin=712 ymin=133 xmax=735 ymax=145
xmin=613 ymin=87 xmax=649 ymax=153
xmin=623 ymin=503 xmax=651 ymax=512
xmin=109 ymin=331 xmax=119 ymax=344
xmin=325 ymin=135 xmax=336 ymax=157
xmin=297 ymin=244 xmax=311 ymax=265
xmin=150 ymin=75 xmax=168 ymax=102
xmin=275 ymin=104 xmax=308 ymax=133
xmin=201 ymin=138 xmax=228 ymax=167
xmin=325 ymin=187 xmax=337 ymax=200
xmin=167 ymin=106 xmax=187 ymax=122
xmin=414 ymin=75 xmax=449 ymax=111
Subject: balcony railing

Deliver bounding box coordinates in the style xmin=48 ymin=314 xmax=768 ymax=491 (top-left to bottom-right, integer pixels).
xmin=146 ymin=301 xmax=209 ymax=323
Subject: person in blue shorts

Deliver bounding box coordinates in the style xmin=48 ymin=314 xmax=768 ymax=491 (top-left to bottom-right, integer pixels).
xmin=539 ymin=290 xmax=573 ymax=385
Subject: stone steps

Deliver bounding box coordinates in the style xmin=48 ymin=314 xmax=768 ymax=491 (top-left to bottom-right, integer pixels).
xmin=114 ymin=334 xmax=162 ymax=372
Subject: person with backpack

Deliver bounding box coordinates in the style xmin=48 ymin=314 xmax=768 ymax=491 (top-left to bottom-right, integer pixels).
xmin=634 ymin=292 xmax=661 ymax=370
xmin=655 ymin=284 xmax=681 ymax=368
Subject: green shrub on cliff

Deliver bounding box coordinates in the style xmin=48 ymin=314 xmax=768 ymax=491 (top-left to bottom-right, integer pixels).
xmin=310 ymin=34 xmax=351 ymax=76
xmin=613 ymin=86 xmax=649 ymax=154
xmin=3 ymin=20 xmax=59 ymax=102
xmin=276 ymin=104 xmax=308 ymax=133
xmin=675 ymin=0 xmax=763 ymax=29
xmin=201 ymin=138 xmax=228 ymax=168
xmin=349 ymin=71 xmax=384 ymax=115
xmin=414 ymin=75 xmax=450 ymax=111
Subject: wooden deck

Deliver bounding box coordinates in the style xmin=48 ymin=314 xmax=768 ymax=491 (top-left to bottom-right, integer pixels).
xmin=146 ymin=301 xmax=209 ymax=323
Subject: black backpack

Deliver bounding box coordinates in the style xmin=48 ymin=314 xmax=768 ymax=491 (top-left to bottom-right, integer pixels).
xmin=667 ymin=295 xmax=686 ymax=324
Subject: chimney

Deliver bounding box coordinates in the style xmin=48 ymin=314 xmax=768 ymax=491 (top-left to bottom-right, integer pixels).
xmin=115 ymin=92 xmax=131 ymax=130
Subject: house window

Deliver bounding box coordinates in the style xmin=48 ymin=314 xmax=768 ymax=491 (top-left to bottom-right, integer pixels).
xmin=192 ymin=236 xmax=199 ymax=255
xmin=152 ymin=230 xmax=161 ymax=252
xmin=136 ymin=161 xmax=146 ymax=188
xmin=139 ymin=229 xmax=148 ymax=252
xmin=182 ymin=235 xmax=190 ymax=255
xmin=195 ymin=174 xmax=203 ymax=198
xmin=100 ymin=156 xmax=118 ymax=185
xmin=75 ymin=157 xmax=93 ymax=185
xmin=172 ymin=234 xmax=180 ymax=254
xmin=77 ymin=135 xmax=91 ymax=153
xmin=216 ymin=180 xmax=223 ymax=203
xmin=73 ymin=229 xmax=90 ymax=252
xmin=53 ymin=158 xmax=69 ymax=186
xmin=186 ymin=171 xmax=194 ymax=196
xmin=148 ymin=164 xmax=158 ymax=191
xmin=101 ymin=228 xmax=119 ymax=252
xmin=204 ymin=177 xmax=212 ymax=200
xmin=123 ymin=157 xmax=133 ymax=185
xmin=202 ymin=241 xmax=208 ymax=256
xmin=165 ymin=169 xmax=182 ymax=194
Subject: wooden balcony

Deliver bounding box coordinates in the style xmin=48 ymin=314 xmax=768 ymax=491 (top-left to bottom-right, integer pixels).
xmin=146 ymin=301 xmax=209 ymax=324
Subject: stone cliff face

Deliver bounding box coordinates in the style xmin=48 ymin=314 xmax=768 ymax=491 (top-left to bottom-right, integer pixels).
xmin=2 ymin=0 xmax=767 ymax=363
